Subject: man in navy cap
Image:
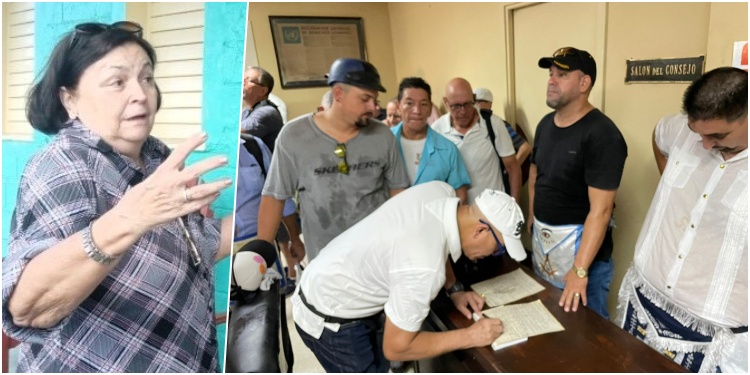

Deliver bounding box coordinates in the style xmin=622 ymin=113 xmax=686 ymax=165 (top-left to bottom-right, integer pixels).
xmin=527 ymin=47 xmax=628 ymax=319
xmin=257 ymin=58 xmax=409 ymax=263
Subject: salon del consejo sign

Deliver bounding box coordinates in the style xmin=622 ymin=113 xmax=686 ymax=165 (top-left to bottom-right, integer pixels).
xmin=625 ymin=56 xmax=705 ymax=83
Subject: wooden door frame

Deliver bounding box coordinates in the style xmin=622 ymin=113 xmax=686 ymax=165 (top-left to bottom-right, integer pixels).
xmin=504 ymin=2 xmax=609 ymax=128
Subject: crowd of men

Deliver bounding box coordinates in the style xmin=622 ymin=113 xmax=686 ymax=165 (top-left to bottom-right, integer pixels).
xmin=233 ymin=49 xmax=747 ymax=373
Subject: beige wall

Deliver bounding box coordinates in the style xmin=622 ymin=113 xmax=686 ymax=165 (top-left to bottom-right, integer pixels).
xmin=602 ymin=2 xmax=711 ymax=315
xmin=388 ymin=2 xmax=511 ymax=113
xmin=705 ymin=2 xmax=749 ymax=70
xmin=246 ymin=3 xmax=397 ymax=120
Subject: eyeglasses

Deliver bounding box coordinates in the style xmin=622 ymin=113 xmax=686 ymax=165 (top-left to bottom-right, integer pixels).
xmin=69 ymin=21 xmax=143 ymax=50
xmin=448 ymin=101 xmax=475 ymax=112
xmin=177 ymin=216 xmax=202 ymax=267
xmin=245 ymin=77 xmax=266 ymax=87
xmin=479 ymin=219 xmax=507 ymax=257
xmin=334 ymin=143 xmax=349 ymax=175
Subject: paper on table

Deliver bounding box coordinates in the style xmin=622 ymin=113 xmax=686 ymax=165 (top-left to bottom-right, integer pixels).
xmin=473 ymin=312 xmax=528 ymax=350
xmin=471 ymin=268 xmax=545 ymax=307
xmin=481 ymin=299 xmax=564 ymax=350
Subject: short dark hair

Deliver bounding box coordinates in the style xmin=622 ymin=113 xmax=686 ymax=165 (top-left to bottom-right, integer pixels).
xmin=26 ymin=26 xmax=160 ymax=135
xmin=683 ymin=67 xmax=747 ymax=122
xmin=397 ymin=77 xmax=431 ymax=102
xmin=249 ymin=66 xmax=275 ymax=96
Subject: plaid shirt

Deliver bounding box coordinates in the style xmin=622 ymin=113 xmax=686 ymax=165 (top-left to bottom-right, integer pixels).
xmin=2 ymin=121 xmax=221 ymax=372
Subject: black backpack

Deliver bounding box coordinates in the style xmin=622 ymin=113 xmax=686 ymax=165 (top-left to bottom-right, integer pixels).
xmin=479 ymin=109 xmax=531 ymax=189
xmin=479 ymin=109 xmax=510 ymax=193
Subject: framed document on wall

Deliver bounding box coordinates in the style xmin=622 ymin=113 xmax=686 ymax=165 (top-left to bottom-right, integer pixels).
xmin=269 ymin=16 xmax=366 ymax=89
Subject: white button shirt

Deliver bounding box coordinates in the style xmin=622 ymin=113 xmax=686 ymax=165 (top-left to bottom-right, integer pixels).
xmin=634 ymin=113 xmax=747 ymax=328
xmin=292 ymin=181 xmax=464 ymax=339
xmin=431 ymin=111 xmax=515 ymax=203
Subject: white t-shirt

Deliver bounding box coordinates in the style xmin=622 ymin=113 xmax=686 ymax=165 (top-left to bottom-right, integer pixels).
xmin=431 ymin=110 xmax=515 ymax=202
xmin=399 ymin=137 xmax=426 ymax=185
xmin=292 ymin=181 xmax=463 ymax=339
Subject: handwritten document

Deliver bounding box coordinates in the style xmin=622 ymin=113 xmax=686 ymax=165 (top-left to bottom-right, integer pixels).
xmin=481 ymin=300 xmax=564 ymax=350
xmin=471 ymin=268 xmax=545 ymax=307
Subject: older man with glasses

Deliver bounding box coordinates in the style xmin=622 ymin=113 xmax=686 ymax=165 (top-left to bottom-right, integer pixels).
xmin=257 ymin=58 xmax=409 ymax=264
xmin=431 ymin=78 xmax=522 ymax=287
xmin=241 ymin=66 xmax=284 ymax=153
xmin=432 ymin=78 xmax=521 ymax=204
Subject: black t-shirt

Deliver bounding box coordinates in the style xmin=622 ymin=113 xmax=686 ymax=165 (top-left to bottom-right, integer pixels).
xmin=530 ymin=109 xmax=627 ymax=260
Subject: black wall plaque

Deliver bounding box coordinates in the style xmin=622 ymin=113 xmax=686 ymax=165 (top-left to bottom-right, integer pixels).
xmin=625 ymin=56 xmax=705 ymax=83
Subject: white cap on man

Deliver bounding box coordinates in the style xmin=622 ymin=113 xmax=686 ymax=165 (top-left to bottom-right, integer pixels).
xmin=474 ymin=87 xmax=494 ymax=103
xmin=474 ymin=189 xmax=526 ymax=261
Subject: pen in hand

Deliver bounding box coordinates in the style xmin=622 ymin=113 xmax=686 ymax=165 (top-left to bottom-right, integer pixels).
xmin=472 ymin=312 xmax=488 ymax=322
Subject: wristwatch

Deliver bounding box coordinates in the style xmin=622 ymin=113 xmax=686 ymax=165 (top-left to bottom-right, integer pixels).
xmin=572 ymin=264 xmax=588 ymax=278
xmin=445 ymin=281 xmax=465 ymax=297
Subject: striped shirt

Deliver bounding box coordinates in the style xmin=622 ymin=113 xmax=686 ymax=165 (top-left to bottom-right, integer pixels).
xmin=2 ymin=121 xmax=221 ymax=372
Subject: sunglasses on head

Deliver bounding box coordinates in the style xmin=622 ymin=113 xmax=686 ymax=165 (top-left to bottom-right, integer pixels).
xmin=334 ymin=143 xmax=348 ymax=175
xmin=69 ymin=21 xmax=143 ymax=49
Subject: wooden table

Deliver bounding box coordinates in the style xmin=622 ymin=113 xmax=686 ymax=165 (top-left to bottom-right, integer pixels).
xmin=417 ymin=255 xmax=687 ymax=372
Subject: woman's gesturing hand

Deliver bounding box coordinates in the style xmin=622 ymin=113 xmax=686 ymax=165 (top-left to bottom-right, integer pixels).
xmin=113 ymin=132 xmax=233 ymax=235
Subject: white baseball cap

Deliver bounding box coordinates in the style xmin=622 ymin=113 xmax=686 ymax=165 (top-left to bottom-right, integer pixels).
xmin=474 ymin=189 xmax=526 ymax=261
xmin=474 ymin=87 xmax=493 ymax=103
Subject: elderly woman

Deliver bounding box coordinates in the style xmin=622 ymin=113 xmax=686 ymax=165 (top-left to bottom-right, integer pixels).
xmin=1 ymin=22 xmax=233 ymax=372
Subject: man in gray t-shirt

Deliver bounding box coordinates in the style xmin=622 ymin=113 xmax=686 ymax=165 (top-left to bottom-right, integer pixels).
xmin=258 ymin=58 xmax=409 ymax=262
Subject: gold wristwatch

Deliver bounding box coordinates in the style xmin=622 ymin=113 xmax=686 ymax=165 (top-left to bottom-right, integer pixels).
xmin=572 ymin=264 xmax=588 ymax=278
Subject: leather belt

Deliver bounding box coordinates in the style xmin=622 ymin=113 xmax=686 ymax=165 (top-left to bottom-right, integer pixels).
xmin=298 ymin=288 xmax=378 ymax=325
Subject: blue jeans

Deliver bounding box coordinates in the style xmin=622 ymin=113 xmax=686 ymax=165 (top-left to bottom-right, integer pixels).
xmin=296 ymin=317 xmax=388 ymax=373
xmin=585 ymin=258 xmax=614 ymax=320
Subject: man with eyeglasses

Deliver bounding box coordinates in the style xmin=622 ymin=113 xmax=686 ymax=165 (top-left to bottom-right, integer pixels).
xmin=292 ymin=181 xmax=527 ymax=372
xmin=432 ymin=78 xmax=522 ymax=204
xmin=431 ymin=78 xmax=522 ymax=287
xmin=258 ymin=58 xmax=409 ymax=264
xmin=528 ymin=47 xmax=627 ymax=320
xmin=240 ymin=66 xmax=302 ymax=291
xmin=617 ymin=67 xmax=747 ymax=373
xmin=241 ymin=66 xmax=283 ymax=153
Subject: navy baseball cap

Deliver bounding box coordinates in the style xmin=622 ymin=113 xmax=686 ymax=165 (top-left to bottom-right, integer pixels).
xmin=326 ymin=58 xmax=386 ymax=92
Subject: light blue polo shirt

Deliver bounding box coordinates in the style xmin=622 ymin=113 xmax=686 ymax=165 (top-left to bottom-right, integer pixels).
xmin=391 ymin=123 xmax=471 ymax=190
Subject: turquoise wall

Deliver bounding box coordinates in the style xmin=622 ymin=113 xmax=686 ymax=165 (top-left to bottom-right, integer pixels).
xmin=200 ymin=2 xmax=246 ymax=367
xmin=0 ymin=2 xmax=244 ymax=369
